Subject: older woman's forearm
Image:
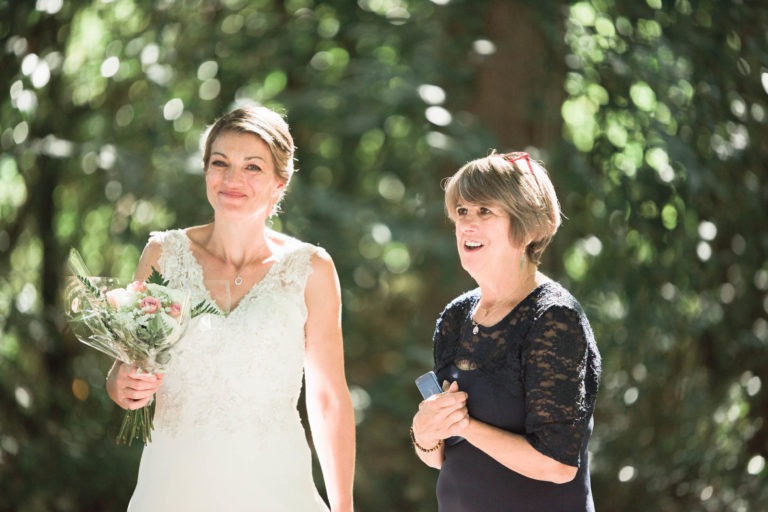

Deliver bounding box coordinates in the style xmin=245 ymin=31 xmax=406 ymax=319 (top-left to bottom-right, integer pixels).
xmin=462 ymin=418 xmax=578 ymax=484
xmin=410 ymin=425 xmax=445 ymax=469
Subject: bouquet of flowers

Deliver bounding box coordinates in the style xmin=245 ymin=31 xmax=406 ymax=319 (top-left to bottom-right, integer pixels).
xmin=65 ymin=249 xmax=217 ymax=445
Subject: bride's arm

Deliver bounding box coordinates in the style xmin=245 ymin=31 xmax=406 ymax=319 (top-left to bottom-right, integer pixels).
xmin=304 ymin=250 xmax=356 ymax=512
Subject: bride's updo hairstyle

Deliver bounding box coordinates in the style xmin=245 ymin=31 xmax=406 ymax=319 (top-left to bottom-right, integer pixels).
xmin=202 ymin=105 xmax=296 ymax=214
xmin=442 ymin=151 xmax=562 ymax=265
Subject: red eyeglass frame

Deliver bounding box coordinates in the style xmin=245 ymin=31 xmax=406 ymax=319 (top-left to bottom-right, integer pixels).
xmin=501 ymin=152 xmax=535 ymax=175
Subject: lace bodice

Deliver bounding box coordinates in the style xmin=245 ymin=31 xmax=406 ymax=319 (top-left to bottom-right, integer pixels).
xmin=147 ymin=229 xmax=319 ymax=438
xmin=433 ymin=281 xmax=601 ymax=467
xmin=128 ymin=229 xmax=330 ymax=511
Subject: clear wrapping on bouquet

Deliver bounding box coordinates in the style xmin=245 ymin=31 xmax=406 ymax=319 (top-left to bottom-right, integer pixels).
xmin=64 ymin=249 xmax=218 ymax=445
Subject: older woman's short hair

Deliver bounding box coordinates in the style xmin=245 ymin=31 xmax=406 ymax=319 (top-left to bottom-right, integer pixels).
xmin=443 ymin=151 xmax=562 ymax=265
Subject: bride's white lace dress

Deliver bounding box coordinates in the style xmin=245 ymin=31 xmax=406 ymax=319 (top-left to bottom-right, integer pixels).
xmin=127 ymin=229 xmax=329 ymax=512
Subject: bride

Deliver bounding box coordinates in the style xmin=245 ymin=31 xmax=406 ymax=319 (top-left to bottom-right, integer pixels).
xmin=106 ymin=105 xmax=355 ymax=511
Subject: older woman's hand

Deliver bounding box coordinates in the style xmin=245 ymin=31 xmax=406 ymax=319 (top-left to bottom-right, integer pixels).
xmin=412 ymin=381 xmax=469 ymax=446
xmin=106 ymin=361 xmax=164 ymax=410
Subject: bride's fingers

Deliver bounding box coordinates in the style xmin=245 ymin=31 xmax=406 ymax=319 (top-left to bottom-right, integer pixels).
xmin=119 ymin=364 xmax=162 ymax=380
xmin=126 ymin=379 xmax=162 ymax=391
xmin=123 ymin=396 xmax=153 ymax=410
xmin=124 ymin=387 xmax=156 ymax=400
xmin=127 ymin=369 xmax=164 ymax=381
xmin=119 ymin=384 xmax=158 ymax=406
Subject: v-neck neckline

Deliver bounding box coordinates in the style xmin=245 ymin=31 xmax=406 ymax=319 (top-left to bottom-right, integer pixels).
xmin=181 ymin=232 xmax=281 ymax=316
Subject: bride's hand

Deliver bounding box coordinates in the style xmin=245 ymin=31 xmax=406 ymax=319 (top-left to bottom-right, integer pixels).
xmin=106 ymin=361 xmax=164 ymax=410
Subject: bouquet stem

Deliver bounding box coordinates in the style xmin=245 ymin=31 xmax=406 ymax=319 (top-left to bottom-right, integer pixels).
xmin=116 ymin=400 xmax=155 ymax=446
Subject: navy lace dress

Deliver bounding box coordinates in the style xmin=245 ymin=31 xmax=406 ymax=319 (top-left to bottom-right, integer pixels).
xmin=433 ymin=281 xmax=601 ymax=512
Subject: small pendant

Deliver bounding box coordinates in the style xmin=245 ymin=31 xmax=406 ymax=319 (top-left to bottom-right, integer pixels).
xmin=234 ymin=274 xmax=243 ymax=286
xmin=472 ymin=322 xmax=479 ymax=335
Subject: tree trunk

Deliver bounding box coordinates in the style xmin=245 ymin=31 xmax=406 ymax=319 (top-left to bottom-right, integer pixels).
xmin=469 ymin=0 xmax=565 ymax=150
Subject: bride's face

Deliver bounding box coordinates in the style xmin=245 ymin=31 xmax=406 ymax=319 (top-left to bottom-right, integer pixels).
xmin=204 ymin=131 xmax=285 ymax=222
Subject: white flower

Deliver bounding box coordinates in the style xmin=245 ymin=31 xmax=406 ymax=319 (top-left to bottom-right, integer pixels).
xmin=147 ymin=283 xmax=187 ymax=304
xmin=106 ymin=287 xmax=140 ymax=310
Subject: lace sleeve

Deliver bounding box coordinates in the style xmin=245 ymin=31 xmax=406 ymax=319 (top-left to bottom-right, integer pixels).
xmin=522 ymin=304 xmax=600 ymax=467
xmin=148 ymin=230 xmax=202 ymax=289
xmin=432 ymin=291 xmax=476 ymax=372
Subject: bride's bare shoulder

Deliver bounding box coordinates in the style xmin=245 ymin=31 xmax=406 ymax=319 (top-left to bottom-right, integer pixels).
xmin=267 ymin=228 xmax=302 ymax=248
xmin=183 ymin=224 xmax=213 ymax=248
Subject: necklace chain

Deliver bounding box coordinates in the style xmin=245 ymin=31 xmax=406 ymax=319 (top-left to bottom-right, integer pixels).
xmin=472 ymin=301 xmax=516 ymax=335
xmin=229 ymin=250 xmax=271 ymax=287
xmin=476 ymin=300 xmax=515 ymax=320
xmin=204 ymin=230 xmax=271 ymax=287
xmin=471 ymin=273 xmax=536 ymax=335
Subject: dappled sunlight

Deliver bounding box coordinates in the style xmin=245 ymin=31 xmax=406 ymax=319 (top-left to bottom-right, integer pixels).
xmin=1 ymin=0 xmax=766 ymax=510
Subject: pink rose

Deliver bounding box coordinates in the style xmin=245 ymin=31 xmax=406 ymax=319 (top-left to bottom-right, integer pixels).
xmin=168 ymin=303 xmax=182 ymax=318
xmin=140 ymin=296 xmax=162 ymax=314
xmin=127 ymin=281 xmax=147 ymax=293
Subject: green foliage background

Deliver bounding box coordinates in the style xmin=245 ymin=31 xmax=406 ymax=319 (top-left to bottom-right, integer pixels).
xmin=1 ymin=0 xmax=766 ymax=510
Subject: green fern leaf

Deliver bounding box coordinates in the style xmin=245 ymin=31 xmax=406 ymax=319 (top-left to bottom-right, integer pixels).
xmin=146 ymin=267 xmax=168 ymax=286
xmin=191 ymin=300 xmax=221 ymax=317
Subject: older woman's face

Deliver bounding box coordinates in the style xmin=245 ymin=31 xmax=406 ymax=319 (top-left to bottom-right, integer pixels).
xmin=453 ymin=200 xmax=520 ymax=279
xmin=204 ymin=131 xmax=284 ymax=222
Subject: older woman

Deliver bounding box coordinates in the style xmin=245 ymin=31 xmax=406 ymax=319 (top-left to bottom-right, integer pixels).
xmin=106 ymin=106 xmax=355 ymax=511
xmin=411 ymin=152 xmax=601 ymax=512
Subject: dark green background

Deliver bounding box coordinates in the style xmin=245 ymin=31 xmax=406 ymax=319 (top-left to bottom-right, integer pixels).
xmin=1 ymin=0 xmax=766 ymax=510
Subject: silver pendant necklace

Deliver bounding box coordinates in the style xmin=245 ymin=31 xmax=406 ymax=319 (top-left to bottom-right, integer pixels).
xmin=471 ymin=303 xmax=486 ymax=335
xmin=472 ymin=272 xmax=537 ymax=336
xmin=472 ymin=299 xmax=518 ymax=335
xmin=470 ymin=283 xmax=524 ymax=335
xmin=229 ymin=244 xmax=274 ymax=288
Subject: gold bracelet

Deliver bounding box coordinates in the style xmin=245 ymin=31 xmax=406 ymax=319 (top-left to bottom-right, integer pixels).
xmin=409 ymin=426 xmax=443 ymax=453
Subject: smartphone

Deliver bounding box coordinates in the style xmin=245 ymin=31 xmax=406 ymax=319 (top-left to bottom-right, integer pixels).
xmin=415 ymin=371 xmax=466 ymax=446
xmin=415 ymin=371 xmax=443 ymax=399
